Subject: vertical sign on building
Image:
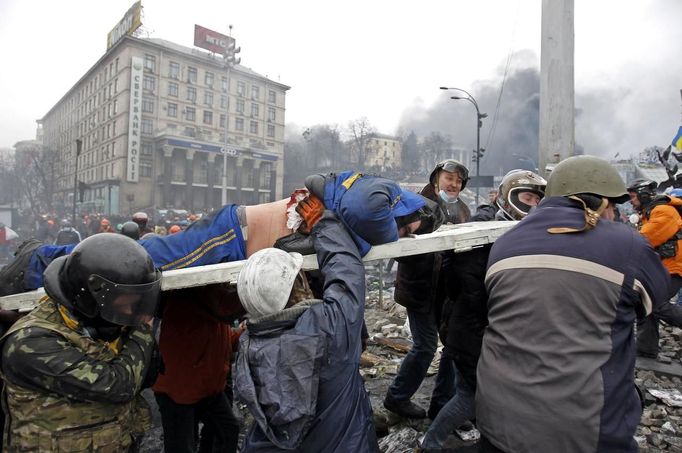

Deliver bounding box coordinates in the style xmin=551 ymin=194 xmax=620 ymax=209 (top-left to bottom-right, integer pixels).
xmin=127 ymin=56 xmax=143 ymax=182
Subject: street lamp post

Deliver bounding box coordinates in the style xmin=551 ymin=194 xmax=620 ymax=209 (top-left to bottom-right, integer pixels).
xmin=72 ymin=139 xmax=82 ymax=225
xmin=439 ymin=87 xmax=487 ymax=205
xmin=221 ymin=26 xmax=241 ymax=206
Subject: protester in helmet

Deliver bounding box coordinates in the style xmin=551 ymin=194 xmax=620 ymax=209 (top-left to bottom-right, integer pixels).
xmin=383 ymin=159 xmax=470 ymax=421
xmin=54 ymin=219 xmax=82 ymax=246
xmin=234 ymin=209 xmax=378 ymax=452
xmin=627 ymin=178 xmax=682 ymax=357
xmin=421 ymin=169 xmax=546 ymax=450
xmin=475 ymin=156 xmax=671 ymax=453
xmin=132 ymin=212 xmax=152 ymax=235
xmin=168 ymin=225 xmax=182 ymax=235
xmin=120 ymin=221 xmax=141 ymax=240
xmin=495 ymin=169 xmax=547 ymax=221
xmin=0 ymin=234 xmax=162 ymax=451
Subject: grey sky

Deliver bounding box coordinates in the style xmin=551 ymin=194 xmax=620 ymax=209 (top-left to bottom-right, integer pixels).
xmin=0 ymin=0 xmax=680 ymax=157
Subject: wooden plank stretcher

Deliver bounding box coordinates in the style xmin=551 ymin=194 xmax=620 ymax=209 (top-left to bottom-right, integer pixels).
xmin=0 ymin=221 xmax=516 ymax=312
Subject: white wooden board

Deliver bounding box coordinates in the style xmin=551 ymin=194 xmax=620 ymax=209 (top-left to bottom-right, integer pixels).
xmin=0 ymin=221 xmax=515 ymax=312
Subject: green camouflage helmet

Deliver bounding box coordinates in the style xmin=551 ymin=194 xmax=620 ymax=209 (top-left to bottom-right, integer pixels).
xmin=544 ymin=155 xmax=629 ymax=203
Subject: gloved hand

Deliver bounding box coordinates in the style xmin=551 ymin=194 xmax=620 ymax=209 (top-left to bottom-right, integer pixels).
xmin=296 ymin=194 xmax=325 ymax=234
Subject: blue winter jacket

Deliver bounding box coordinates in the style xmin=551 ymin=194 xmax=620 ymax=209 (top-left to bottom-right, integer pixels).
xmin=323 ymin=171 xmax=425 ymax=256
xmin=235 ymin=211 xmax=379 ymax=452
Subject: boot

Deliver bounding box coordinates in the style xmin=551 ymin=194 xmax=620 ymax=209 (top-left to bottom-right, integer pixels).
xmin=383 ymin=393 xmax=426 ymax=419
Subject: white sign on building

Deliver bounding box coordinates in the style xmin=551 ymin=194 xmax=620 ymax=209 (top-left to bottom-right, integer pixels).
xmin=127 ymin=56 xmax=143 ymax=182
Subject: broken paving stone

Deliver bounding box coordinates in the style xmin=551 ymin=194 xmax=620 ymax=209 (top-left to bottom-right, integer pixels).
xmin=661 ymin=421 xmax=677 ymax=435
xmin=647 ymin=433 xmax=667 ymax=448
xmin=455 ymin=425 xmax=481 ymax=442
xmin=381 ymin=323 xmax=398 ymax=335
xmin=649 ymin=389 xmax=682 ymax=408
xmin=377 ymin=425 xmax=422 ymax=452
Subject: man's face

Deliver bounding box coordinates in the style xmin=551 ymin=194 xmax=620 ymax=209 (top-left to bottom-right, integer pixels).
xmin=518 ymin=191 xmax=541 ymax=207
xmin=437 ymin=171 xmax=463 ymax=199
xmin=628 ymin=191 xmax=640 ymax=207
xmin=601 ymin=202 xmax=616 ymax=221
xmin=398 ymin=219 xmax=422 ymax=237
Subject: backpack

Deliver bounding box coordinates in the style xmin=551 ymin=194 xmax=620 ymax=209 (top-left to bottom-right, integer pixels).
xmin=0 ymin=239 xmax=44 ymax=297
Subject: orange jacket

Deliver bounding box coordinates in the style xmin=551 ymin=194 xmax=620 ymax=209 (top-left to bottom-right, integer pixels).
xmin=640 ymin=197 xmax=682 ymax=276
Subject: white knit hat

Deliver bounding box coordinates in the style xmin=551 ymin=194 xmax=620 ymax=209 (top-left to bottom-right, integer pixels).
xmin=237 ymin=248 xmax=304 ymax=317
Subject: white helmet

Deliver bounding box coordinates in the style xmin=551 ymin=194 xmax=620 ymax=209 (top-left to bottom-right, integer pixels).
xmin=237 ymin=248 xmax=304 ymax=317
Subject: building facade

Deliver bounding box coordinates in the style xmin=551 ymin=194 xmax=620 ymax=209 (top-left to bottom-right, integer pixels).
xmin=39 ymin=35 xmax=289 ymax=215
xmin=364 ymin=133 xmax=402 ymax=170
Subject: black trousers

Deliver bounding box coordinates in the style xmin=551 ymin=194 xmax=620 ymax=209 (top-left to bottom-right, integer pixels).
xmin=155 ymin=391 xmax=239 ymax=453
xmin=637 ymin=273 xmax=682 ymax=356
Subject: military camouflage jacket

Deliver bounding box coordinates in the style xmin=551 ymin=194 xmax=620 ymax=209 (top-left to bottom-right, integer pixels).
xmin=0 ymin=298 xmax=154 ymax=452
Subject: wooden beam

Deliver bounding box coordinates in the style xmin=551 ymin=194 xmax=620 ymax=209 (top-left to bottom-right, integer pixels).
xmin=0 ymin=221 xmax=516 ymax=312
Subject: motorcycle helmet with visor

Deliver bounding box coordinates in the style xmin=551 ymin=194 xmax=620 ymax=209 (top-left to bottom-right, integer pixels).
xmin=496 ymin=170 xmax=547 ymax=220
xmin=44 ymin=234 xmax=161 ymax=326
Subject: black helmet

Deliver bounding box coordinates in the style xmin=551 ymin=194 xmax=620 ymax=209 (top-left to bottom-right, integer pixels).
xmin=120 ymin=221 xmax=141 ymax=240
xmin=626 ymin=178 xmax=658 ymax=206
xmin=43 ymin=234 xmax=160 ymax=326
xmin=132 ymin=211 xmax=149 ymax=228
xmin=496 ymin=170 xmax=547 ymax=220
xmin=429 ymin=159 xmax=470 ymax=190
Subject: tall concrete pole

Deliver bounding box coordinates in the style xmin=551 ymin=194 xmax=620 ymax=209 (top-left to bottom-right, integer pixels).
xmin=539 ymin=0 xmax=575 ymax=176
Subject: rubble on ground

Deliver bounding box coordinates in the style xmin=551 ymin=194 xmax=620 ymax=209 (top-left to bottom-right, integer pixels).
xmin=141 ymin=263 xmax=682 ymax=452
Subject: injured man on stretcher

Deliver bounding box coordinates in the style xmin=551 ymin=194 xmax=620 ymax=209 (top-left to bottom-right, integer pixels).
xmin=2 ymin=171 xmax=444 ymax=296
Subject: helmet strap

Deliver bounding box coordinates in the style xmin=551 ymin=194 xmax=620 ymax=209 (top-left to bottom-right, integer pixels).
xmin=548 ymin=196 xmax=608 ymax=234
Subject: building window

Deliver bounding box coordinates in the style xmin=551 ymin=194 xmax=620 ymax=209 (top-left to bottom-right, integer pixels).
xmin=188 ymin=66 xmax=197 ymax=83
xmin=268 ymin=107 xmax=276 ymax=122
xmin=221 ymin=77 xmax=228 ymax=92
xmin=237 ymin=81 xmax=246 ymax=97
xmin=141 ymin=119 xmax=153 ymax=134
xmin=249 ymin=121 xmax=258 ymax=134
xmin=144 ymin=54 xmax=156 ymax=72
xmin=251 ymin=85 xmax=260 ymax=100
xmin=168 ymin=82 xmax=179 ymax=97
xmin=187 ymin=87 xmax=196 ymax=102
xmin=220 ymin=95 xmax=227 ymax=109
xmin=251 ymin=104 xmax=259 ymax=118
xmin=235 ymin=117 xmax=244 ymax=131
xmin=203 ymin=110 xmax=213 ymax=125
xmin=185 ymin=107 xmax=196 ymax=122
xmin=204 ymin=91 xmax=213 ymax=106
xmin=142 ymin=98 xmax=154 ymax=113
xmin=143 ymin=75 xmax=155 ymax=91
xmin=141 ymin=142 xmax=153 ymax=156
xmin=113 ymin=99 xmax=118 ymax=114
xmin=268 ymin=90 xmax=276 ymax=104
xmin=169 ymin=62 xmax=180 ymax=79
xmin=236 ymin=99 xmax=244 ymax=114
xmin=167 ymin=102 xmax=178 ymax=117
xmin=205 ymin=71 xmax=214 ymax=87
xmin=220 ymin=114 xmax=226 ymax=128
xmin=140 ymin=163 xmax=152 ymax=177
xmin=267 ymin=124 xmax=275 ymax=138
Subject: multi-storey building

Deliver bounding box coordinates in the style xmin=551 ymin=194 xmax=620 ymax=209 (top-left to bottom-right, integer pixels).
xmin=364 ymin=133 xmax=402 ymax=170
xmin=39 ymin=35 xmax=289 ymax=215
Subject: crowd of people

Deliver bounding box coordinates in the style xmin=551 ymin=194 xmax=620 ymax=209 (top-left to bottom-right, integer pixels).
xmin=0 ymin=156 xmax=679 ymax=452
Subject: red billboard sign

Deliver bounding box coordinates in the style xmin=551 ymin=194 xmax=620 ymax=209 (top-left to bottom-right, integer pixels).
xmin=194 ymin=25 xmax=233 ymax=55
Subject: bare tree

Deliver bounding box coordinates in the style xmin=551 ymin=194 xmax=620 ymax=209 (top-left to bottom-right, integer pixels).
xmin=421 ymin=132 xmax=454 ymax=171
xmin=347 ymin=117 xmax=376 ymax=170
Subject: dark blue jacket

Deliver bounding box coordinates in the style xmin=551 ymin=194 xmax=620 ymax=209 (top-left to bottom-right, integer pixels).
xmin=235 ymin=211 xmax=378 ymax=452
xmin=476 ymin=196 xmax=670 ymax=453
xmin=323 ymin=171 xmax=425 ymax=256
